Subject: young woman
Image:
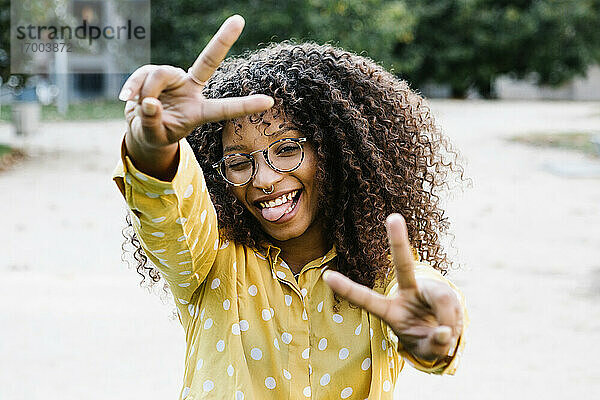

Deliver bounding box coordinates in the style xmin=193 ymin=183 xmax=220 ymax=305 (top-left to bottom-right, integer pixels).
xmin=114 ymin=15 xmax=467 ymax=400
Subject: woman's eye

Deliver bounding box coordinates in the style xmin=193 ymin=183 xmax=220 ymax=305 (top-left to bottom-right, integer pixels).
xmin=276 ymin=145 xmax=298 ymax=155
xmin=226 ymin=160 xmax=252 ymax=171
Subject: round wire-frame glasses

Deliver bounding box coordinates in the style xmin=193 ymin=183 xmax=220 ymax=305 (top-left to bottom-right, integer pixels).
xmin=212 ymin=137 xmax=308 ymax=186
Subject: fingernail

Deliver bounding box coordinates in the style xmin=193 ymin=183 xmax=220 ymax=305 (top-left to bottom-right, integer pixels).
xmin=118 ymin=88 xmax=131 ymax=101
xmin=386 ymin=213 xmax=401 ymax=225
xmin=263 ymin=95 xmax=275 ymax=108
xmin=142 ymin=98 xmax=156 ymax=116
xmin=433 ymin=326 xmax=452 ymax=344
xmin=322 ymin=270 xmax=331 ymax=282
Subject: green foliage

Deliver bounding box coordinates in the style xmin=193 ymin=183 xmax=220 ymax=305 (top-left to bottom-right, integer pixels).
xmin=0 ymin=99 xmax=123 ymax=121
xmin=395 ymin=0 xmax=600 ymax=97
xmin=0 ymin=0 xmax=10 ymax=84
xmin=150 ymin=0 xmax=413 ymax=72
xmin=509 ymin=131 xmax=600 ymax=158
xmin=0 ymin=143 xmax=12 ymax=157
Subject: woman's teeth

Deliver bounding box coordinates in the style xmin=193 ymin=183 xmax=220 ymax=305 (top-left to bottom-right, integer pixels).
xmin=259 ymin=190 xmax=298 ymax=209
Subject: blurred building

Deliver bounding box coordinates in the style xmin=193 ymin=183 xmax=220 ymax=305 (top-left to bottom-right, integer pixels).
xmin=495 ymin=65 xmax=600 ymax=101
xmin=60 ymin=0 xmax=126 ymax=100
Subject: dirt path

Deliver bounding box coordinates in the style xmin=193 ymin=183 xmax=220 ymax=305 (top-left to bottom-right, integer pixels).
xmin=1 ymin=101 xmax=599 ymax=399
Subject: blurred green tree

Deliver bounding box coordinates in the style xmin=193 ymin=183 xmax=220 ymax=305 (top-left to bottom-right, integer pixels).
xmin=150 ymin=0 xmax=414 ymax=74
xmin=395 ymin=0 xmax=600 ymax=97
xmin=0 ymin=0 xmax=10 ymax=84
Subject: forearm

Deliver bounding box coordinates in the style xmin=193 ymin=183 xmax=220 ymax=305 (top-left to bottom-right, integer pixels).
xmin=124 ymin=130 xmax=180 ymax=182
xmin=113 ymin=137 xmax=220 ymax=304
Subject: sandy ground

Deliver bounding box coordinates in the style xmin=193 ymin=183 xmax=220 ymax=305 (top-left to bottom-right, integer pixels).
xmin=1 ymin=100 xmax=599 ymax=399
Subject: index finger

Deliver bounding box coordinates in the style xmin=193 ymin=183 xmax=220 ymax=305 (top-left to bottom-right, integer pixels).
xmin=386 ymin=213 xmax=417 ymax=289
xmin=188 ymin=15 xmax=245 ymax=84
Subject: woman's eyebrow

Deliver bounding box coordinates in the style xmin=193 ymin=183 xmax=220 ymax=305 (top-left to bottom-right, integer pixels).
xmin=223 ymin=128 xmax=298 ymax=153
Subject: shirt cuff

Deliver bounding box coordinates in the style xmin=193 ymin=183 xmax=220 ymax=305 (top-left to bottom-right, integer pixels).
xmin=112 ymin=136 xmax=198 ymax=201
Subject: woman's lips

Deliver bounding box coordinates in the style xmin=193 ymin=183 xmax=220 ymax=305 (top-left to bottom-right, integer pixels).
xmin=259 ymin=190 xmax=301 ymax=223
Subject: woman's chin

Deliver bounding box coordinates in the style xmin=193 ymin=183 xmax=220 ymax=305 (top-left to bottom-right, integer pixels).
xmin=263 ymin=226 xmax=303 ymax=242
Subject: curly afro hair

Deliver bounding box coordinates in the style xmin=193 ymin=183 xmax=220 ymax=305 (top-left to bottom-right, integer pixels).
xmin=123 ymin=41 xmax=465 ymax=291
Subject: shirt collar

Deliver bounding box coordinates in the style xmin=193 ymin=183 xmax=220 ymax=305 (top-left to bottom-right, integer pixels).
xmin=259 ymin=242 xmax=338 ymax=276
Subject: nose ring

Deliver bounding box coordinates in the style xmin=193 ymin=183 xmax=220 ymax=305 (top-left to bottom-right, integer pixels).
xmin=262 ymin=185 xmax=275 ymax=194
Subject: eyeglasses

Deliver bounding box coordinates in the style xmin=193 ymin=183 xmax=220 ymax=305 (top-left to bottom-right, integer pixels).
xmin=212 ymin=137 xmax=308 ymax=186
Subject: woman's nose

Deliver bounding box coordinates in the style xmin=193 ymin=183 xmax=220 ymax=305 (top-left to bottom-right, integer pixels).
xmin=251 ymin=153 xmax=283 ymax=189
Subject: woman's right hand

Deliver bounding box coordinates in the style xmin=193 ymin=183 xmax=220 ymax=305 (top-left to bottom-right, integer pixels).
xmin=119 ymin=15 xmax=274 ymax=179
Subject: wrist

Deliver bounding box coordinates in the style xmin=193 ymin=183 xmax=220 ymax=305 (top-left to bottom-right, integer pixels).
xmin=124 ymin=132 xmax=180 ymax=181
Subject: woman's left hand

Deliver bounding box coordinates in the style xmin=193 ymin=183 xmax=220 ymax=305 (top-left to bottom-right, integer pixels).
xmin=323 ymin=213 xmax=463 ymax=363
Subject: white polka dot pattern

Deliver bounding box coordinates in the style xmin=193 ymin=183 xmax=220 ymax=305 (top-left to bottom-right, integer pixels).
xmin=341 ymin=387 xmax=353 ymax=398
xmin=248 ymin=285 xmax=258 ymax=296
xmin=183 ymin=184 xmax=194 ymax=198
xmin=302 ymin=348 xmax=310 ymax=359
xmin=339 ymin=348 xmax=349 ymax=360
xmin=262 ymin=309 xmax=272 ymax=321
xmin=265 ymin=377 xmax=276 ymax=389
xmin=318 ymin=338 xmax=328 ymax=350
xmin=182 ymin=386 xmax=190 ymax=399
xmin=239 ymin=320 xmax=249 ymax=332
xmin=383 ymin=380 xmax=392 ymax=392
xmin=361 ymin=358 xmax=371 ymax=371
xmin=303 ymin=386 xmax=312 ymax=397
xmin=250 ymin=348 xmax=262 ymax=360
xmin=281 ymin=332 xmax=292 ymax=344
xmin=203 ymin=380 xmax=214 ymax=392
xmin=283 ymin=369 xmax=291 ymax=380
xmin=134 ymin=172 xmax=148 ymax=181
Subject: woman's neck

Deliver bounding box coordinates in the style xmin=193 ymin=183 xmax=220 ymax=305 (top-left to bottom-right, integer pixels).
xmin=270 ymin=220 xmax=329 ymax=275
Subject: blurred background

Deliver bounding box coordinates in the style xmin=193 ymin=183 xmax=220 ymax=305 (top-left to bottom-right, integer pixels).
xmin=1 ymin=1 xmax=599 ymax=399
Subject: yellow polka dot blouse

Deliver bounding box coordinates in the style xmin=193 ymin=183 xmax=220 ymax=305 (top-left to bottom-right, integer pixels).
xmin=113 ymin=138 xmax=467 ymax=400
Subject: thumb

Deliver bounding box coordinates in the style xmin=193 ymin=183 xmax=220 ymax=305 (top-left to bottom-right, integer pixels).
xmin=137 ymin=97 xmax=166 ymax=140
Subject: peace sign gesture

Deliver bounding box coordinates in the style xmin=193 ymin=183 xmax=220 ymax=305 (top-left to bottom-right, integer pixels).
xmin=324 ymin=214 xmax=463 ymax=363
xmin=119 ymin=15 xmax=274 ymax=179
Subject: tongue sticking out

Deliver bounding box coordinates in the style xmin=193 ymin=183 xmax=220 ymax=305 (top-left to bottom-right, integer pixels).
xmin=261 ymin=199 xmax=293 ymax=222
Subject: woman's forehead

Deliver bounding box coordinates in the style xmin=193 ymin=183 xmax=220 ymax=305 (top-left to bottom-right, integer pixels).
xmin=222 ymin=113 xmax=301 ymax=150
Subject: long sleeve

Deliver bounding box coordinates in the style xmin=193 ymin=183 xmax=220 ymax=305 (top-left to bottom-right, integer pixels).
xmin=382 ymin=263 xmax=469 ymax=375
xmin=112 ymin=137 xmax=220 ymax=308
